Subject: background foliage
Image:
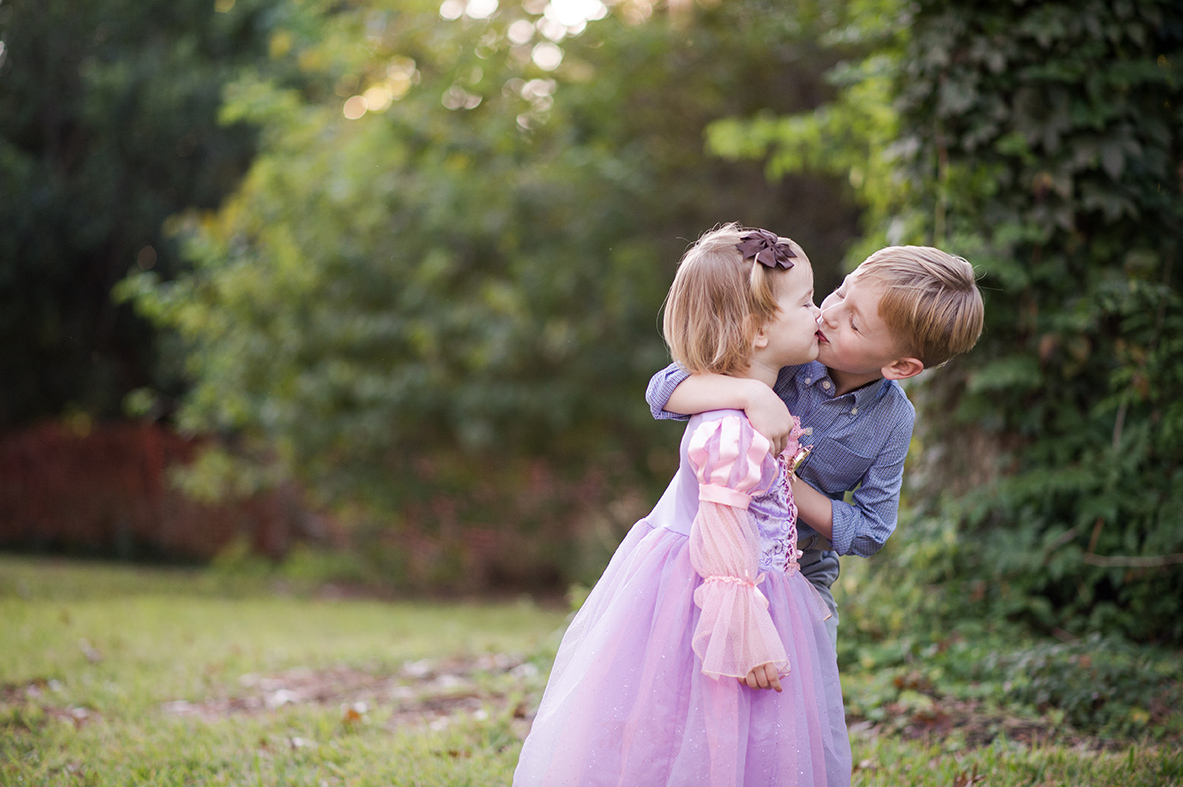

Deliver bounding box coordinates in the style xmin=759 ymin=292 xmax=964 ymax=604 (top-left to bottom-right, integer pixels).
xmin=0 ymin=0 xmax=286 ymax=428
xmin=712 ymin=0 xmax=1183 ymax=643
xmin=119 ymin=0 xmax=862 ymax=587
xmin=5 ymin=0 xmax=1182 ymax=646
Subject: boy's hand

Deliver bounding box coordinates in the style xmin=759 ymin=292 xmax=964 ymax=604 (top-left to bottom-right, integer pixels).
xmin=738 ymin=663 xmax=783 ymax=693
xmin=742 ymin=385 xmax=793 ymax=456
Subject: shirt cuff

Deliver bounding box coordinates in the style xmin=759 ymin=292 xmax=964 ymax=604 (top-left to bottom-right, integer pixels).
xmin=646 ymin=365 xmax=692 ymax=421
xmin=828 ymin=498 xmax=856 ymax=556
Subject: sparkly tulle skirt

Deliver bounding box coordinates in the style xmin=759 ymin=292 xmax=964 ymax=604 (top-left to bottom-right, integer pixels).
xmin=513 ymin=519 xmax=851 ymax=787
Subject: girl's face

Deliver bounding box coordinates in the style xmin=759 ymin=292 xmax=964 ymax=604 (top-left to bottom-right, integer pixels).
xmin=758 ymin=257 xmax=821 ymax=367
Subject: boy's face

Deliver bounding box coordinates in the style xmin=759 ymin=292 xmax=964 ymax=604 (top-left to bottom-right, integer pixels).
xmin=815 ymin=273 xmax=905 ymax=379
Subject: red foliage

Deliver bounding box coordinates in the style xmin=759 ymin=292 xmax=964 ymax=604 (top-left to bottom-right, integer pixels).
xmin=0 ymin=421 xmax=319 ymax=560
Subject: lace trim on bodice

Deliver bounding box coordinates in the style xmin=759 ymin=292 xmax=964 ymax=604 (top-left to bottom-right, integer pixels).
xmin=748 ymin=453 xmax=804 ymax=575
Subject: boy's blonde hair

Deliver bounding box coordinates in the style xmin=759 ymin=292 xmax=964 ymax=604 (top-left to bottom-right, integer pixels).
xmin=851 ymin=245 xmax=983 ymax=368
xmin=663 ymin=223 xmax=800 ymax=375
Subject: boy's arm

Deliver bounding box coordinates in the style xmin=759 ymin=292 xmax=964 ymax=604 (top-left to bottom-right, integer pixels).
xmin=794 ymin=406 xmax=914 ymax=557
xmin=645 ymin=363 xmax=694 ymax=421
xmin=789 ymin=476 xmax=833 ymax=541
xmin=646 ymin=363 xmax=796 ymax=454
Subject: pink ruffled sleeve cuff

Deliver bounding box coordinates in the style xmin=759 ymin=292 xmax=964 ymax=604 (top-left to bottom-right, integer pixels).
xmin=686 ymin=415 xmax=789 ymax=680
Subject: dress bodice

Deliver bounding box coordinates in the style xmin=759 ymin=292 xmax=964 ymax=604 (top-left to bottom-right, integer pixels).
xmin=749 ymin=455 xmax=803 ymax=574
xmin=645 ymin=410 xmax=803 ymax=576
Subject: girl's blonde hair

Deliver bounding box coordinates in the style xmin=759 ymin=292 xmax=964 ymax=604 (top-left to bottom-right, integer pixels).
xmin=662 ymin=223 xmax=799 ymax=375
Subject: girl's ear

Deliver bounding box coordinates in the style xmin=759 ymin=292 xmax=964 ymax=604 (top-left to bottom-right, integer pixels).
xmin=752 ymin=324 xmax=770 ymax=350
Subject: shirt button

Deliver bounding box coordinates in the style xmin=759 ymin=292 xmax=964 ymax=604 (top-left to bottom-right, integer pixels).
xmin=802 ymin=427 xmax=813 ymax=436
xmin=851 ymin=407 xmax=859 ymax=415
xmin=804 ymin=377 xmax=812 ymax=385
xmin=821 ymin=380 xmax=832 ymax=390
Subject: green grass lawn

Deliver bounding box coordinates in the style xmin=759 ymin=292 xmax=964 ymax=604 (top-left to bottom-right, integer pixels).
xmin=2 ymin=555 xmax=1180 ymax=786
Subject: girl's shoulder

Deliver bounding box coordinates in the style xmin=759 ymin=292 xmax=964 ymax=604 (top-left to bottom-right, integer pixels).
xmin=686 ymin=408 xmax=749 ymax=429
xmin=686 ymin=410 xmax=777 ymax=496
xmin=685 ymin=409 xmax=758 ymax=454
xmin=686 ymin=410 xmax=769 ymax=463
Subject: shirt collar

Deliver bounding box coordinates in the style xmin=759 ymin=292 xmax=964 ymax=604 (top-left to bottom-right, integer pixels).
xmin=798 ymin=361 xmax=893 ymax=405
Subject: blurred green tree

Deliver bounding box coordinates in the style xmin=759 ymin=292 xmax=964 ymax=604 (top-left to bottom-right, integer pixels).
xmin=0 ymin=0 xmax=282 ymax=427
xmin=121 ymin=0 xmax=862 ymax=587
xmin=711 ymin=0 xmax=1183 ymax=642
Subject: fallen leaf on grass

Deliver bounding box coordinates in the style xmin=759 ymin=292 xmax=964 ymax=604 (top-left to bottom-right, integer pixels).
xmin=341 ymin=701 xmax=367 ymax=725
xmin=264 ymin=689 xmax=300 ymax=709
xmin=78 ymin=639 xmax=103 ymax=664
xmin=46 ymin=705 xmax=96 ymax=729
xmin=403 ymin=659 xmax=433 ymax=679
xmin=953 ymin=764 xmax=987 ymax=786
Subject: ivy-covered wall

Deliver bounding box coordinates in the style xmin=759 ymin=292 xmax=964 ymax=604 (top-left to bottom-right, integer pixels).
xmin=901 ymin=0 xmax=1183 ymax=643
xmin=719 ymin=0 xmax=1183 ymax=643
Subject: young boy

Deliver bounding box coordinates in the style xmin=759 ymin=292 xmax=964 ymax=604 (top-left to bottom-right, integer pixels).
xmin=646 ymin=245 xmax=984 ymax=645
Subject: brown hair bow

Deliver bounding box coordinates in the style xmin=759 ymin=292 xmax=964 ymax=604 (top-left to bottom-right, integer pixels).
xmin=736 ymin=229 xmax=797 ymax=270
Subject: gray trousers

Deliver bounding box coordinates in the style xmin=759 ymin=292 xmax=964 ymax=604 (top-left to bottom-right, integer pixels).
xmin=798 ymin=545 xmax=841 ymax=650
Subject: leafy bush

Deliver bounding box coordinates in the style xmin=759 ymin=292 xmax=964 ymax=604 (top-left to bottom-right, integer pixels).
xmin=713 ymin=0 xmax=1183 ymax=643
xmin=0 ymin=0 xmax=282 ymax=427
xmin=975 ymin=635 xmax=1180 ymax=738
xmin=121 ymin=0 xmax=861 ymax=584
xmin=835 ymin=513 xmax=1183 ymax=740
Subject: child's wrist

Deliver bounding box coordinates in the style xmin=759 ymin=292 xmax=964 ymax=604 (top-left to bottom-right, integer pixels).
xmin=738 ymin=378 xmax=766 ymax=410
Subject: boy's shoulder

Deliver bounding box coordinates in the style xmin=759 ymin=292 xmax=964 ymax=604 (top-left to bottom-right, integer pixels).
xmin=778 ymin=361 xmax=915 ymax=431
xmin=845 ymin=378 xmax=915 ymax=447
xmin=878 ymin=379 xmax=916 ymax=423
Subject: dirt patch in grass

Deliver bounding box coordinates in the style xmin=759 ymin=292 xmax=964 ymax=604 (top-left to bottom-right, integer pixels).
xmin=157 ymin=653 xmax=540 ymax=735
xmin=5 ymin=659 xmax=1175 ymax=752
xmin=1 ymin=677 xmax=101 ymax=730
xmin=851 ymin=698 xmax=1060 ymax=747
xmin=850 ymin=691 xmax=1181 ymax=752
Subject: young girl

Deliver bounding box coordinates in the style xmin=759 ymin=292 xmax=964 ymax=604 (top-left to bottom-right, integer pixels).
xmin=513 ymin=224 xmax=851 ymax=787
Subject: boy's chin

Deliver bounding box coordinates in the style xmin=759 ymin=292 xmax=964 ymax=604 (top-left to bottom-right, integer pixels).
xmin=815 ymin=343 xmax=837 ymax=367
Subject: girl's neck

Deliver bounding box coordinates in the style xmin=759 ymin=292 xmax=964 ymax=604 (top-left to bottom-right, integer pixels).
xmin=741 ymin=357 xmax=781 ymax=390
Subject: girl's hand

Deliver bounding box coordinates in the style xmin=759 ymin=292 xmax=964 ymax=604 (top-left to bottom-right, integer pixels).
xmin=738 ymin=663 xmax=783 ymax=693
xmin=742 ymin=384 xmax=793 ymax=456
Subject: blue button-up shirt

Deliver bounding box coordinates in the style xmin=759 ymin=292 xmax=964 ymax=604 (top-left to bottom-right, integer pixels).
xmin=645 ymin=361 xmax=915 ymax=558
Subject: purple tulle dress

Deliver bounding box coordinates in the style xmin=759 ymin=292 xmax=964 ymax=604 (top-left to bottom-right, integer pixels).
xmin=514 ymin=410 xmax=851 ymax=787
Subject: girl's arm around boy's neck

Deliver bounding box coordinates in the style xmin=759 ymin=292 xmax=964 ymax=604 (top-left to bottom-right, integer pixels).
xmin=665 ymin=374 xmax=795 ymax=455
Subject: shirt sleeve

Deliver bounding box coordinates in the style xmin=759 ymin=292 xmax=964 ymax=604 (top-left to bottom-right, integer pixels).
xmin=686 ymin=415 xmax=789 ymax=680
xmin=826 ymin=407 xmax=914 ymax=558
xmin=645 ymin=363 xmax=692 ymax=422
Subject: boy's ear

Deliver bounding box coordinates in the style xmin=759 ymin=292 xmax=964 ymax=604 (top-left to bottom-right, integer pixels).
xmin=881 ymin=356 xmax=924 ymax=381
